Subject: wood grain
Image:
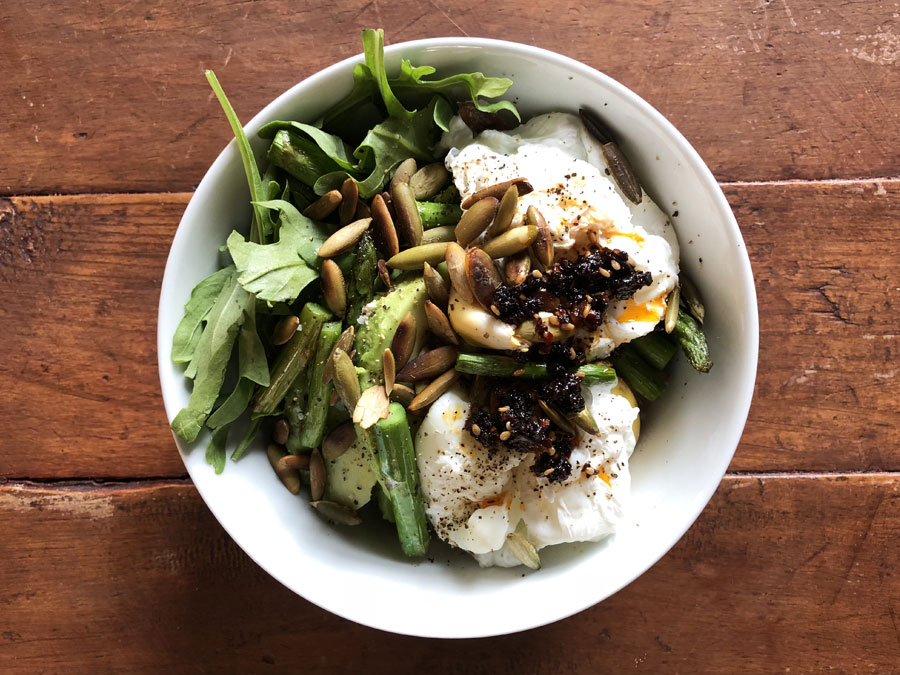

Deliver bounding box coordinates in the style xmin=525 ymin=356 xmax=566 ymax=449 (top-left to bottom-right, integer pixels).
xmin=1 ymin=476 xmax=898 ymax=673
xmin=3 ymin=0 xmax=900 ymax=195
xmin=2 ymin=183 xmax=898 ymax=478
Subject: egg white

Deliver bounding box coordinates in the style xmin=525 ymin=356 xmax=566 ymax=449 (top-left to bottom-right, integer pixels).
xmin=442 ymin=112 xmax=679 ymax=358
xmin=416 ymin=381 xmax=638 ymax=567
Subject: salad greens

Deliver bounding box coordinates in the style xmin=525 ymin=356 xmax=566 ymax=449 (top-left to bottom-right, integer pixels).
xmin=171 ymin=28 xmax=518 ymax=478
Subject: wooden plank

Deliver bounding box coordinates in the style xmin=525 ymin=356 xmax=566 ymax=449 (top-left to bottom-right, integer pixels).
xmin=2 ymin=0 xmax=900 ymax=195
xmin=1 ymin=182 xmax=899 ymax=477
xmin=0 ymin=476 xmax=898 ymax=672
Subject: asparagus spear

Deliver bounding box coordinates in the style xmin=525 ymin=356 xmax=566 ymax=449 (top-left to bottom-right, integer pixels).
xmin=613 ymin=346 xmax=666 ymax=402
xmin=417 ymin=201 xmax=463 ymax=228
xmin=252 ymin=302 xmax=330 ymax=415
xmin=454 ymin=353 xmax=616 ymax=384
xmin=373 ymin=403 xmax=430 ymax=557
xmin=296 ymin=321 xmax=342 ymax=450
xmin=674 ymin=309 xmax=713 ymax=373
xmin=267 ymin=130 xmax=342 ymax=188
xmin=631 ymin=331 xmax=678 ymax=370
xmin=345 ymin=232 xmax=378 ymax=326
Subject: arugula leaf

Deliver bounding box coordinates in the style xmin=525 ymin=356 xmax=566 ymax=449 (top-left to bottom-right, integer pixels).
xmin=171 ymin=266 xmax=234 ymax=364
xmin=322 ymin=30 xmax=520 ymax=125
xmin=390 ymin=60 xmax=520 ymax=121
xmin=351 ymin=97 xmax=445 ymax=198
xmin=226 ymin=200 xmax=325 ymax=303
xmin=251 ymin=199 xmax=328 ymax=268
xmin=258 ymin=121 xmax=359 ymax=172
xmin=231 ymin=417 xmax=262 ymax=461
xmin=206 ymin=377 xmax=256 ymax=431
xmin=206 ymin=70 xmax=273 ymax=243
xmin=238 ymin=301 xmax=270 ymax=387
xmin=172 ymin=269 xmax=249 ymax=442
xmin=205 ymin=423 xmax=230 ymax=474
xmin=362 ymin=28 xmax=412 ymax=120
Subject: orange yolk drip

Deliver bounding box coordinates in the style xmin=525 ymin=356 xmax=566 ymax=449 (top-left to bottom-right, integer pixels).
xmin=476 ymin=492 xmax=511 ymax=510
xmin=611 ymin=231 xmax=645 ymax=245
xmin=617 ymin=294 xmax=667 ymax=324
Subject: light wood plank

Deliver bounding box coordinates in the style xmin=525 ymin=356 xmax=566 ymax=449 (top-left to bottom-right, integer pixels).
xmin=1 ymin=182 xmax=898 ymax=476
xmin=2 ymin=0 xmax=900 ymax=194
xmin=0 ymin=476 xmax=898 ymax=672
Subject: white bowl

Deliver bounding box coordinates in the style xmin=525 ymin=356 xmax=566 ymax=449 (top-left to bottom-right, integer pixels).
xmin=158 ymin=38 xmax=758 ymax=638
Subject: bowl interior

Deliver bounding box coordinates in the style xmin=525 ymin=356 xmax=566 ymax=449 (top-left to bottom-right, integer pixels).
xmin=158 ymin=38 xmax=758 ymax=638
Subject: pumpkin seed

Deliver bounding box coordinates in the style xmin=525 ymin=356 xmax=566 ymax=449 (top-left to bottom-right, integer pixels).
xmin=454 ymin=196 xmax=498 ymax=245
xmin=389 ymin=157 xmax=417 ymax=193
xmin=578 ymin=107 xmax=614 ymax=143
xmin=272 ymin=418 xmax=290 ymax=445
xmin=526 ymin=206 xmax=553 ymax=269
xmin=377 ymin=258 xmax=392 ymax=289
xmin=409 ymin=162 xmax=450 ymax=200
xmin=272 ymin=314 xmax=299 ymax=346
xmin=461 ymin=178 xmax=533 ymax=209
xmin=445 ymin=242 xmax=474 ymax=304
xmin=353 ymin=385 xmax=391 ymax=429
xmin=383 ymin=348 xmax=396 ymax=395
xmin=370 ymin=193 xmax=400 ymax=258
xmin=355 ymin=199 xmax=371 ymax=220
xmin=422 ymin=225 xmax=456 ymax=244
xmin=317 ymin=217 xmax=372 ymax=258
xmin=391 ymin=311 xmax=417 ymax=370
xmin=482 ymin=225 xmax=538 ymax=259
xmin=570 ymin=406 xmax=600 ymax=435
xmin=309 ymin=448 xmax=326 ymax=501
xmin=386 ymin=242 xmax=450 ymax=270
xmin=679 ymin=275 xmax=705 ymax=324
xmin=506 ymin=532 xmax=541 ymax=570
xmin=408 ymin=368 xmax=460 ymax=411
xmin=537 ymin=400 xmax=576 ymax=435
xmin=390 ymin=383 xmax=416 ymax=407
xmin=397 ymin=346 xmax=459 ymax=383
xmin=664 ymin=284 xmax=680 ymax=334
xmin=310 ymin=500 xmax=362 ymax=526
xmin=339 ymin=177 xmax=359 ymax=226
xmin=322 ymin=421 xmax=356 ymax=461
xmin=465 ymin=247 xmax=502 ymax=310
xmin=267 ymin=444 xmax=301 ymax=495
xmin=425 ymin=300 xmax=459 ymax=345
xmin=278 ymin=454 xmax=310 ymax=471
xmin=302 ymin=189 xmax=342 ymax=220
xmin=504 ymin=250 xmax=531 ymax=286
xmin=391 ymin=182 xmax=424 ymax=248
xmin=323 ymin=326 xmax=354 ymax=385
xmin=423 ymin=262 xmax=449 ymax=307
xmin=488 ymin=184 xmax=520 ymax=237
xmin=332 ymin=347 xmax=360 ymax=410
xmin=602 ymin=141 xmax=642 ymax=205
xmin=321 ymin=259 xmax=347 ymax=317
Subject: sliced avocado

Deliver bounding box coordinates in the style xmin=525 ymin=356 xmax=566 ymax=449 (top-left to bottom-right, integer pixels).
xmin=322 ymin=277 xmax=429 ymax=509
xmin=355 ymin=276 xmax=428 ymax=388
xmin=324 ymin=437 xmax=376 ymax=509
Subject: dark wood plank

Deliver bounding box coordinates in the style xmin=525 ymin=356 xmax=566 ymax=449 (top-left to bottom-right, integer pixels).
xmin=1 ymin=476 xmax=898 ymax=672
xmin=1 ymin=182 xmax=898 ymax=477
xmin=727 ymin=180 xmax=900 ymax=471
xmin=2 ymin=0 xmax=899 ymax=195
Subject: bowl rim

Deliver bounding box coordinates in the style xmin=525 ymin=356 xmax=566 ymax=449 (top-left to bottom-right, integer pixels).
xmin=158 ymin=36 xmax=759 ymax=637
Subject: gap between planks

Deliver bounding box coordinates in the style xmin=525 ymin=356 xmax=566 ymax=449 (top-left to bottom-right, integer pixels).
xmin=3 ymin=471 xmax=900 ymax=493
xmin=4 ymin=175 xmax=900 ymax=201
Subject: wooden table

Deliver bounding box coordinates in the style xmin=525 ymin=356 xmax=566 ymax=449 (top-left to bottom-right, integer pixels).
xmin=3 ymin=1 xmax=899 ymax=671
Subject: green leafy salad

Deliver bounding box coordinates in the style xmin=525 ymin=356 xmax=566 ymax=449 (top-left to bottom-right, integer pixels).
xmin=170 ymin=28 xmax=711 ymax=562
